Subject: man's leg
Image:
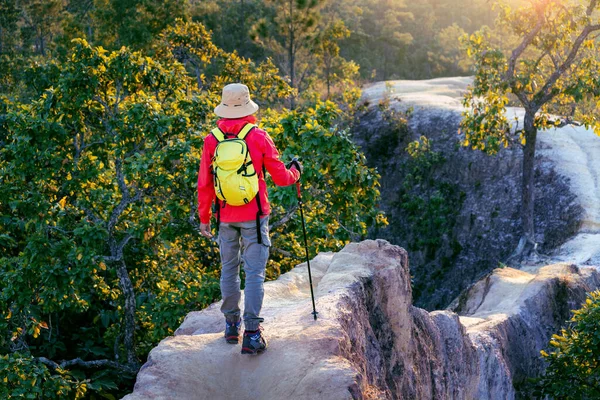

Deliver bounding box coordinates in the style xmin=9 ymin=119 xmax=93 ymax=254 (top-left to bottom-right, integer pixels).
xmin=239 ymin=217 xmax=270 ymax=331
xmin=218 ymin=223 xmax=242 ymax=324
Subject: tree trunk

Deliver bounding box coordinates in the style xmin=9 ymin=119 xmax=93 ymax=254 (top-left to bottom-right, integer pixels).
xmin=326 ymin=65 xmax=331 ymax=99
xmin=288 ymin=0 xmax=296 ymax=109
xmin=87 ymin=22 xmax=93 ymax=42
xmin=382 ymin=49 xmax=388 ymax=81
xmin=195 ymin=63 xmax=202 ymax=90
xmin=116 ymin=259 xmax=137 ymax=365
xmin=517 ymin=110 xmax=538 ymax=256
xmin=240 ymin=0 xmax=245 ymax=26
xmin=38 ymin=26 xmax=46 ymax=56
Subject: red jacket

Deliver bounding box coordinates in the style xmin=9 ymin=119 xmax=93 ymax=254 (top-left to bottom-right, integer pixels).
xmin=197 ymin=115 xmax=300 ymax=224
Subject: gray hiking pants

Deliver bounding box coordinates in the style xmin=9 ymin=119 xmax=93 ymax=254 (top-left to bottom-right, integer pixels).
xmin=218 ymin=216 xmax=270 ymax=331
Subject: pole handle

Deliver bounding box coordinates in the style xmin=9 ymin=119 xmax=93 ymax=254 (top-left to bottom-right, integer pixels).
xmin=296 ymin=181 xmax=301 ymax=199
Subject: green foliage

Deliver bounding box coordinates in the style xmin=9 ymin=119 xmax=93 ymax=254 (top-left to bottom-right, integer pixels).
xmin=460 ymin=27 xmax=512 ymax=154
xmin=0 ymin=20 xmax=386 ymax=397
xmin=461 ymin=0 xmax=600 ymax=153
xmin=401 ymin=136 xmax=464 ymax=258
xmin=0 ymin=353 xmax=87 ymax=399
xmin=94 ymin=0 xmax=189 ymax=51
xmin=15 ymin=0 xmax=67 ymax=57
xmin=250 ymin=0 xmax=327 ymax=101
xmin=188 ymin=0 xmax=267 ymax=61
xmin=535 ymin=291 xmax=600 ymax=399
xmin=0 ymin=0 xmax=21 ymax=54
xmin=1 ymin=37 xmax=215 ymax=397
xmin=262 ymin=100 xmax=387 ymax=274
xmin=157 ymin=19 xmax=294 ymax=106
xmin=428 ymin=23 xmax=472 ymax=76
xmin=333 ymin=0 xmax=413 ymax=81
xmin=311 ymin=19 xmax=361 ymax=102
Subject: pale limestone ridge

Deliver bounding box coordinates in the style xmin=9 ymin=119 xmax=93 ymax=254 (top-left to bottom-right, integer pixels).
xmin=123 ymin=240 xmax=599 ymax=399
xmin=364 ymin=77 xmax=600 ymax=266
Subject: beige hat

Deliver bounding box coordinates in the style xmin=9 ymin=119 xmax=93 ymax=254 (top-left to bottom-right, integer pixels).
xmin=214 ymin=83 xmax=259 ymax=119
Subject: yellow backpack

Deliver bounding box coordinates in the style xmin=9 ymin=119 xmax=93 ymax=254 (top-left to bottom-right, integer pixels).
xmin=211 ymin=123 xmax=259 ymax=206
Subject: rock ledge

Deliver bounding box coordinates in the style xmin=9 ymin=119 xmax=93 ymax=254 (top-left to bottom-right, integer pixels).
xmin=124 ymin=240 xmax=599 ymax=400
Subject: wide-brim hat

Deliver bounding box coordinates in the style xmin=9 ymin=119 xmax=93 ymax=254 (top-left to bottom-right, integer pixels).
xmin=214 ymin=83 xmax=259 ymax=119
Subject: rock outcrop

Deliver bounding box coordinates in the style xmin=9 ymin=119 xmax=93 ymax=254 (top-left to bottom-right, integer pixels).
xmin=123 ymin=240 xmax=600 ymax=399
xmin=356 ymin=78 xmax=587 ymax=309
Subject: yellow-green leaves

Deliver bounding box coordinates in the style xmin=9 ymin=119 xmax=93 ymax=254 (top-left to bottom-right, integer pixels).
xmin=461 ymin=0 xmax=600 ymax=155
xmin=537 ymin=290 xmax=600 ymax=398
xmin=0 ymin=18 xmax=385 ymax=400
xmin=407 ymin=136 xmax=431 ymax=158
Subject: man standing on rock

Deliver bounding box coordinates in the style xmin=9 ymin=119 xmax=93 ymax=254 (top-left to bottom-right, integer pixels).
xmin=197 ymin=83 xmax=301 ymax=355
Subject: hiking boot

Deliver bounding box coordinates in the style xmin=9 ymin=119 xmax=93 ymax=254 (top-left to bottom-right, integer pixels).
xmin=241 ymin=327 xmax=268 ymax=355
xmin=224 ymin=320 xmax=241 ymax=344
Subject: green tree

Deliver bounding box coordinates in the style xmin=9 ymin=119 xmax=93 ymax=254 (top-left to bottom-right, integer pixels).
xmin=536 ymin=291 xmax=600 ymax=399
xmin=157 ymin=19 xmax=294 ymax=106
xmin=0 ymin=0 xmax=20 ymax=55
xmin=313 ymin=19 xmax=353 ymax=99
xmin=261 ymin=100 xmax=387 ymax=274
xmin=428 ymin=23 xmax=472 ymax=76
xmin=461 ymin=0 xmax=600 ymax=257
xmin=0 ymin=0 xmax=22 ymax=94
xmin=19 ymin=0 xmax=67 ymax=56
xmin=0 ymin=38 xmax=216 ymax=397
xmin=189 ymin=0 xmax=267 ymax=61
xmin=93 ymin=0 xmax=188 ymax=50
xmin=335 ymin=0 xmax=413 ymax=80
xmin=155 ymin=19 xmax=221 ymax=90
xmin=251 ymin=0 xmax=326 ymax=107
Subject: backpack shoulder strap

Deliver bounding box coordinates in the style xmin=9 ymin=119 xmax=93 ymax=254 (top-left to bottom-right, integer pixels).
xmin=211 ymin=127 xmax=225 ymax=142
xmin=237 ymin=123 xmax=257 ymax=140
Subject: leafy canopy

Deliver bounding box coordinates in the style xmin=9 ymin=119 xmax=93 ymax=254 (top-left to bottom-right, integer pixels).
xmin=536 ymin=290 xmax=600 ymax=399
xmin=0 ymin=20 xmax=386 ymax=398
xmin=461 ymin=0 xmax=600 ymax=153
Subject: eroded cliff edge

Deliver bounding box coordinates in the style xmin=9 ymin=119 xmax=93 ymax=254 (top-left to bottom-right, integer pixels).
xmin=123 ymin=240 xmax=600 ymax=400
xmin=355 ymin=78 xmax=588 ymax=310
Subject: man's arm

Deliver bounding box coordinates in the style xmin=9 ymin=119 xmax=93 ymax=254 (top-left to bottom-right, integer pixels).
xmin=197 ymin=138 xmax=216 ymax=236
xmin=263 ymin=132 xmax=300 ymax=186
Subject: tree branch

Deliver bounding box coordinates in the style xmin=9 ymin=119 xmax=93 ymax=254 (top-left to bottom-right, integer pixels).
xmin=92 ymin=95 xmax=111 ymax=115
xmin=549 ymin=52 xmax=561 ymax=70
xmin=188 ymin=199 xmax=202 ymax=234
xmin=532 ymin=51 xmax=550 ymax=72
xmin=270 ymin=205 xmax=298 ymax=230
xmin=587 ymin=0 xmax=597 ymax=16
xmin=514 ymin=91 xmax=531 ymax=109
xmin=80 ymin=205 xmax=104 ymax=226
xmin=536 ymin=24 xmax=600 ymax=105
xmin=337 ymin=218 xmax=362 ymax=241
xmin=81 ymin=140 xmax=105 ymax=152
xmin=271 ymin=246 xmax=293 ymax=257
xmin=114 ymin=80 xmax=123 ymax=115
xmin=506 ymin=9 xmax=546 ymax=82
xmin=107 ymin=158 xmax=143 ymax=234
xmin=35 ymin=356 xmax=138 ymax=374
xmin=548 ymin=113 xmax=582 ymax=128
xmin=46 ymin=225 xmax=72 ymax=236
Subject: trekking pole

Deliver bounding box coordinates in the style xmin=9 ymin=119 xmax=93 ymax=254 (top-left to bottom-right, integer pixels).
xmin=294 ymin=172 xmax=319 ymax=321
